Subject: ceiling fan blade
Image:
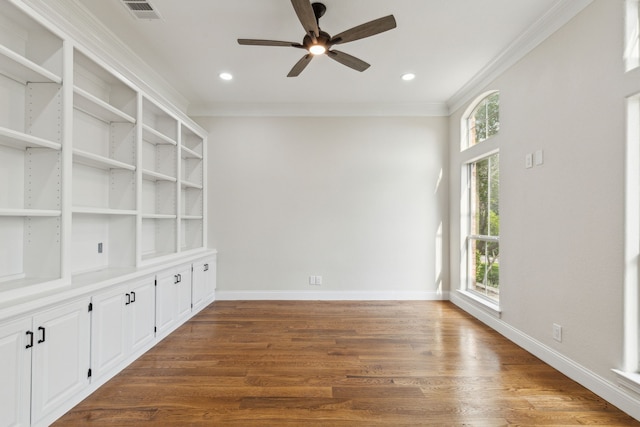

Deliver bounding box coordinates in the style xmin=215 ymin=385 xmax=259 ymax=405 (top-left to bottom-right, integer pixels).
xmin=330 ymin=15 xmax=397 ymax=45
xmin=291 ymin=0 xmax=319 ymax=40
xmin=287 ymin=54 xmax=313 ymax=77
xmin=327 ymin=50 xmax=370 ymax=72
xmin=238 ymin=39 xmax=302 ymax=47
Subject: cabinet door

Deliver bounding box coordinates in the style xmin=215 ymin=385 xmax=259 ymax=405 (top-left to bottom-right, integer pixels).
xmin=31 ymin=298 xmax=91 ymax=426
xmin=192 ymin=258 xmax=216 ymax=310
xmin=128 ymin=277 xmax=156 ymax=354
xmin=91 ymin=285 xmax=127 ymax=383
xmin=191 ymin=260 xmax=206 ymax=309
xmin=155 ymin=269 xmax=179 ymax=336
xmin=0 ymin=317 xmax=32 ymax=427
xmin=176 ymin=265 xmax=192 ymax=321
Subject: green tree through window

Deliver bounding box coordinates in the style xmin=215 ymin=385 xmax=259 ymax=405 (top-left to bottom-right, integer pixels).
xmin=469 ymin=154 xmax=500 ymax=300
xmin=468 ymin=92 xmax=499 ymax=146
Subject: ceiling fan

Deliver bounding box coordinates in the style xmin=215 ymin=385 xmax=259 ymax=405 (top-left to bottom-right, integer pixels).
xmin=238 ymin=0 xmax=397 ymax=77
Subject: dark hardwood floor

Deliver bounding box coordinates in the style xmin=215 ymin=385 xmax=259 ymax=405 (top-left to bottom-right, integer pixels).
xmin=54 ymin=301 xmax=639 ymax=426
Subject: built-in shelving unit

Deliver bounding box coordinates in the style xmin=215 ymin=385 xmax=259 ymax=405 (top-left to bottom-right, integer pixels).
xmin=71 ymin=49 xmax=138 ymax=277
xmin=0 ymin=1 xmax=212 ymax=425
xmin=0 ymin=2 xmax=64 ymax=290
xmin=140 ymin=97 xmax=179 ymax=262
xmin=180 ymin=124 xmax=205 ymax=251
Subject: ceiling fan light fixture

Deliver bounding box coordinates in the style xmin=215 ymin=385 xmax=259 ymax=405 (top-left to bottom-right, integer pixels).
xmin=309 ymin=44 xmax=326 ymax=55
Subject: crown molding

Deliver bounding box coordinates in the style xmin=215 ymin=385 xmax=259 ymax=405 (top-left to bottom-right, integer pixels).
xmin=190 ymin=101 xmax=450 ymax=118
xmin=19 ymin=0 xmax=190 ymax=114
xmin=446 ymin=0 xmax=594 ymax=114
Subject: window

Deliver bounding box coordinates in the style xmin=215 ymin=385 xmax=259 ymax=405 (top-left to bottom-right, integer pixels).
xmin=625 ymin=0 xmax=640 ymax=71
xmin=467 ymin=92 xmax=499 ymax=148
xmin=467 ymin=153 xmax=500 ymax=302
xmin=615 ymin=94 xmax=640 ymax=388
xmin=461 ymin=91 xmax=501 ymax=306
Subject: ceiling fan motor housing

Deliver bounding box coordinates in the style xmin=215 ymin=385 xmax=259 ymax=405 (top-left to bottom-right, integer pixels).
xmin=303 ymin=31 xmax=331 ymax=50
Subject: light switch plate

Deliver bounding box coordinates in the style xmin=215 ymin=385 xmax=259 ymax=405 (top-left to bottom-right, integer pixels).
xmin=525 ymin=153 xmax=533 ymax=169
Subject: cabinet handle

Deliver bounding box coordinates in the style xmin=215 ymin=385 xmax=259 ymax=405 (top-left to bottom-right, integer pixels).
xmin=37 ymin=326 xmax=45 ymax=344
xmin=174 ymin=274 xmax=179 ymax=284
xmin=125 ymin=293 xmax=131 ymax=305
xmin=131 ymin=291 xmax=136 ymax=303
xmin=204 ymin=264 xmax=209 ymax=271
xmin=178 ymin=274 xmax=182 ymax=283
xmin=25 ymin=331 xmax=34 ymax=349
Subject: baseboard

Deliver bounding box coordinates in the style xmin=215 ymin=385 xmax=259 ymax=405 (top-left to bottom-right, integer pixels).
xmin=450 ymin=292 xmax=640 ymax=422
xmin=216 ymin=290 xmax=449 ymax=301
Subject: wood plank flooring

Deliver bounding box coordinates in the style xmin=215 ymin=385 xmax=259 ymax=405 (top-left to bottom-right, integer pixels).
xmin=54 ymin=301 xmax=639 ymax=426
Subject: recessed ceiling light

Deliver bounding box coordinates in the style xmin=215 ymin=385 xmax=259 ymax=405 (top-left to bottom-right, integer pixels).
xmin=219 ymin=72 xmax=233 ymax=81
xmin=402 ymin=73 xmax=416 ymax=81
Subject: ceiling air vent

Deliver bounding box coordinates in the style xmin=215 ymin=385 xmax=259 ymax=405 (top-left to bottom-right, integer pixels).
xmin=121 ymin=0 xmax=162 ymax=20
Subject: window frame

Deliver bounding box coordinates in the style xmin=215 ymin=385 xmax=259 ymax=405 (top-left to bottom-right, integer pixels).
xmin=462 ymin=90 xmax=500 ymax=150
xmin=464 ymin=151 xmax=500 ymax=305
xmin=459 ymin=91 xmax=501 ymax=313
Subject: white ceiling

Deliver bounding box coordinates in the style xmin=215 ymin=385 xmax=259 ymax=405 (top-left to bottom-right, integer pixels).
xmin=76 ymin=0 xmax=580 ymax=116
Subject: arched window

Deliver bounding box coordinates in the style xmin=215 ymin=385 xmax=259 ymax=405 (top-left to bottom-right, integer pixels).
xmin=461 ymin=92 xmax=501 ymax=306
xmin=466 ymin=91 xmax=499 ymax=148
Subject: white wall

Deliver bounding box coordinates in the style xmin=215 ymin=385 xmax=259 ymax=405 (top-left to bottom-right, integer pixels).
xmin=449 ymin=0 xmax=640 ymax=417
xmin=195 ymin=116 xmax=449 ymax=300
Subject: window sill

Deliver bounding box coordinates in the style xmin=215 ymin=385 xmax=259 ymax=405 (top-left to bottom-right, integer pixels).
xmin=612 ymin=369 xmax=640 ymax=397
xmin=456 ymin=289 xmax=502 ymax=318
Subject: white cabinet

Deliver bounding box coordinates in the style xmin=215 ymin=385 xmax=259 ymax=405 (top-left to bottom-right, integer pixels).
xmin=31 ymin=299 xmax=91 ymax=425
xmin=156 ymin=264 xmax=192 ymax=338
xmin=91 ymin=276 xmax=155 ymax=383
xmin=128 ymin=278 xmax=156 ymax=355
xmin=0 ymin=1 xmax=212 ymax=423
xmin=0 ymin=317 xmax=32 ymax=427
xmin=0 ymin=298 xmax=91 ymax=427
xmin=192 ymin=257 xmax=216 ymax=311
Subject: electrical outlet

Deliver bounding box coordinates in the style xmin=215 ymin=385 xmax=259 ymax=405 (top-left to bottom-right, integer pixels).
xmin=98 ymin=242 xmax=103 ymax=254
xmin=316 ymin=276 xmax=322 ymax=285
xmin=552 ymin=323 xmax=562 ymax=342
xmin=309 ymin=276 xmax=322 ymax=286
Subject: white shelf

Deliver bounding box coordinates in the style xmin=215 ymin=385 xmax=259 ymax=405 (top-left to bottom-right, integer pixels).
xmin=73 ymin=149 xmax=136 ymax=171
xmin=72 ymin=207 xmax=137 ymax=216
xmin=143 ymin=124 xmax=176 ymax=146
xmin=141 ymin=251 xmax=175 ymax=262
xmin=0 ymin=126 xmax=61 ymax=151
xmin=181 ymin=180 xmax=203 ymax=190
xmin=142 ymin=214 xmax=176 ymax=219
xmin=0 ymin=44 xmax=62 ymax=84
xmin=71 ymin=267 xmax=137 ymax=288
xmin=142 ymin=169 xmax=176 ymax=182
xmin=0 ymin=209 xmax=61 ymax=217
xmin=181 ymin=215 xmax=203 ymax=220
xmin=73 ymin=87 xmax=135 ymax=124
xmin=181 ymin=146 xmax=202 ymax=160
